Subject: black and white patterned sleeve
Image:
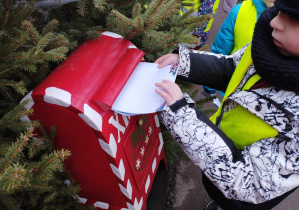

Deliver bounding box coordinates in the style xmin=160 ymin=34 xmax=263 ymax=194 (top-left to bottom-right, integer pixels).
xmin=160 ymin=93 xmax=299 ymax=204
xmin=176 ymin=45 xmax=237 ymax=92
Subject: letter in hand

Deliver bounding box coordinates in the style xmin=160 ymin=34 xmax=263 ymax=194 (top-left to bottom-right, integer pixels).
xmin=155 ymin=80 xmax=183 ymax=106
xmin=154 ymin=54 xmax=179 ymax=68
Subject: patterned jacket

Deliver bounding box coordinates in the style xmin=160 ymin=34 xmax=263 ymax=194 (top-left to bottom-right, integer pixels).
xmin=160 ymin=45 xmax=299 ymax=204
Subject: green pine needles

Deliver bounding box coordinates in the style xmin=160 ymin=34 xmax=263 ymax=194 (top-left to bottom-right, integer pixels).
xmin=0 ymin=0 xmax=69 ymax=114
xmin=0 ymin=0 xmax=84 ymax=209
xmin=48 ymin=0 xmax=211 ymax=61
xmin=0 ymin=102 xmax=85 ymax=209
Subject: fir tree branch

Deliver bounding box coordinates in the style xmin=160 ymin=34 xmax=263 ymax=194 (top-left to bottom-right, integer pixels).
xmin=132 ymin=3 xmax=141 ymax=19
xmin=35 ymin=32 xmax=53 ymax=55
xmin=22 ymin=20 xmax=40 ymax=44
xmin=128 ymin=27 xmax=140 ymax=39
xmin=93 ymin=0 xmax=106 ymax=11
xmin=16 ymin=0 xmax=36 ymax=26
xmin=0 ymin=131 xmax=31 ymax=176
xmin=29 ymin=184 xmax=53 ymax=191
xmin=5 ymin=121 xmax=34 ymax=130
xmin=148 ymin=34 xmax=172 ymax=52
xmin=4 ymin=0 xmax=11 ymax=17
xmin=146 ymin=0 xmax=164 ymax=25
xmin=0 ymin=194 xmax=18 ymax=210
xmin=147 ymin=0 xmax=180 ymax=28
xmin=8 ymin=4 xmax=24 ymax=26
xmin=28 ymin=137 xmax=52 ymax=159
xmin=107 ymin=14 xmax=113 ymax=31
xmin=0 ymin=80 xmax=26 ymax=95
xmin=48 ymin=36 xmax=68 ymax=48
xmin=1 ymin=86 xmax=16 ymax=102
xmin=38 ymin=149 xmax=70 ymax=173
xmin=115 ymin=21 xmax=132 ymax=37
xmin=0 ymin=101 xmax=33 ymax=131
xmin=3 ymin=11 xmax=9 ymax=25
xmin=0 ymin=35 xmax=24 ymax=57
xmin=44 ymin=190 xmax=57 ymax=203
xmin=42 ymin=19 xmax=59 ymax=36
xmin=0 ymin=145 xmax=9 ymax=154
xmin=0 ymin=67 xmax=12 ymax=76
xmin=144 ymin=33 xmax=148 ymax=49
xmin=166 ymin=40 xmax=178 ymax=47
xmin=111 ymin=10 xmax=136 ymax=27
xmin=79 ymin=0 xmax=87 ymax=16
xmin=39 ymin=47 xmax=68 ymax=61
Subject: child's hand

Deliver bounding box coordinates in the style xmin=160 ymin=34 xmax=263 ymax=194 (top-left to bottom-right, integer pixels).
xmin=155 ymin=80 xmax=183 ymax=106
xmin=154 ymin=54 xmax=179 ymax=68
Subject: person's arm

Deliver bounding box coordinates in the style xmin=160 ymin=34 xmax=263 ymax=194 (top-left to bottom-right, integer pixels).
xmin=159 ymin=91 xmax=299 ymax=204
xmin=211 ymin=4 xmax=241 ymax=55
xmin=155 ymin=43 xmax=248 ymax=92
xmin=176 ymin=45 xmax=244 ymax=92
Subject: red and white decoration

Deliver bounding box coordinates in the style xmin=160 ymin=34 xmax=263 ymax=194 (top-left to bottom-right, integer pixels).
xmin=21 ymin=32 xmax=166 ymax=210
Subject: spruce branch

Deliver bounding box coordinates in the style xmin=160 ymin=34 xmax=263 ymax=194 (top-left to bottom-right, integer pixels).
xmin=45 ymin=34 xmax=70 ymax=50
xmin=77 ymin=0 xmax=91 ymax=17
xmin=40 ymin=47 xmax=69 ymax=62
xmin=34 ymin=32 xmax=54 ymax=55
xmin=0 ymin=163 xmax=27 ymax=192
xmin=111 ymin=9 xmax=136 ymax=27
xmin=195 ymin=95 xmax=217 ymax=106
xmin=6 ymin=3 xmax=24 ymax=27
xmin=144 ymin=0 xmax=164 ymax=21
xmin=28 ymin=121 xmax=55 ymax=159
xmin=93 ymin=0 xmax=106 ymax=11
xmin=132 ymin=2 xmax=141 ymax=19
xmin=0 ymin=35 xmax=25 ymax=57
xmin=146 ymin=0 xmax=180 ymax=28
xmin=44 ymin=190 xmax=57 ymax=203
xmin=41 ymin=19 xmax=59 ymax=36
xmin=0 ymin=194 xmax=18 ymax=210
xmin=22 ymin=20 xmax=40 ymax=44
xmin=0 ymin=86 xmax=16 ymax=104
xmin=149 ymin=34 xmax=172 ymax=51
xmin=36 ymin=149 xmax=71 ymax=177
xmin=28 ymin=137 xmax=52 ymax=159
xmin=0 ymin=101 xmax=33 ymax=132
xmin=16 ymin=0 xmax=36 ymax=26
xmin=0 ymin=80 xmax=27 ymax=95
xmin=0 ymin=130 xmax=32 ymax=176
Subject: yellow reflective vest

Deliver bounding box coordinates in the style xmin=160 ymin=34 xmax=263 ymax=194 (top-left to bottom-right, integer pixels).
xmin=210 ymin=44 xmax=278 ymax=149
xmin=231 ymin=0 xmax=257 ymax=53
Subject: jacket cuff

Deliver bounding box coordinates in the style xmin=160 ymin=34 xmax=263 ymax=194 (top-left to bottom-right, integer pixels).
xmin=169 ymin=93 xmax=195 ymax=112
xmin=172 ymin=48 xmax=179 ymax=54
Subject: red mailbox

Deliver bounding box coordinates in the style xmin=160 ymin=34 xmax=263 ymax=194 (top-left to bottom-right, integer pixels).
xmin=21 ymin=32 xmax=166 ymax=210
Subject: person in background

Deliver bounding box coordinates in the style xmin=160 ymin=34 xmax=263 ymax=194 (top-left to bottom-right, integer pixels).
xmin=154 ymin=0 xmax=299 ymax=209
xmin=212 ymin=0 xmax=274 ymax=55
xmin=203 ymin=0 xmax=274 ymax=97
xmin=193 ymin=0 xmax=221 ymax=48
xmin=181 ymin=0 xmax=221 ymax=48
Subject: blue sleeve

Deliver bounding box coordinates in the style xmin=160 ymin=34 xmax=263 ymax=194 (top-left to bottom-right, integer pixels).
xmin=211 ymin=4 xmax=241 ymax=55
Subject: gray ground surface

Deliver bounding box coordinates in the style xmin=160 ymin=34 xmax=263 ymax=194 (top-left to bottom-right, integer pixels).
xmin=147 ymin=0 xmax=299 ymax=209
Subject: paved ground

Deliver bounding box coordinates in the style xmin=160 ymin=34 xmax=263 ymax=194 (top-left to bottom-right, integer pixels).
xmin=147 ymin=0 xmax=299 ymax=209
